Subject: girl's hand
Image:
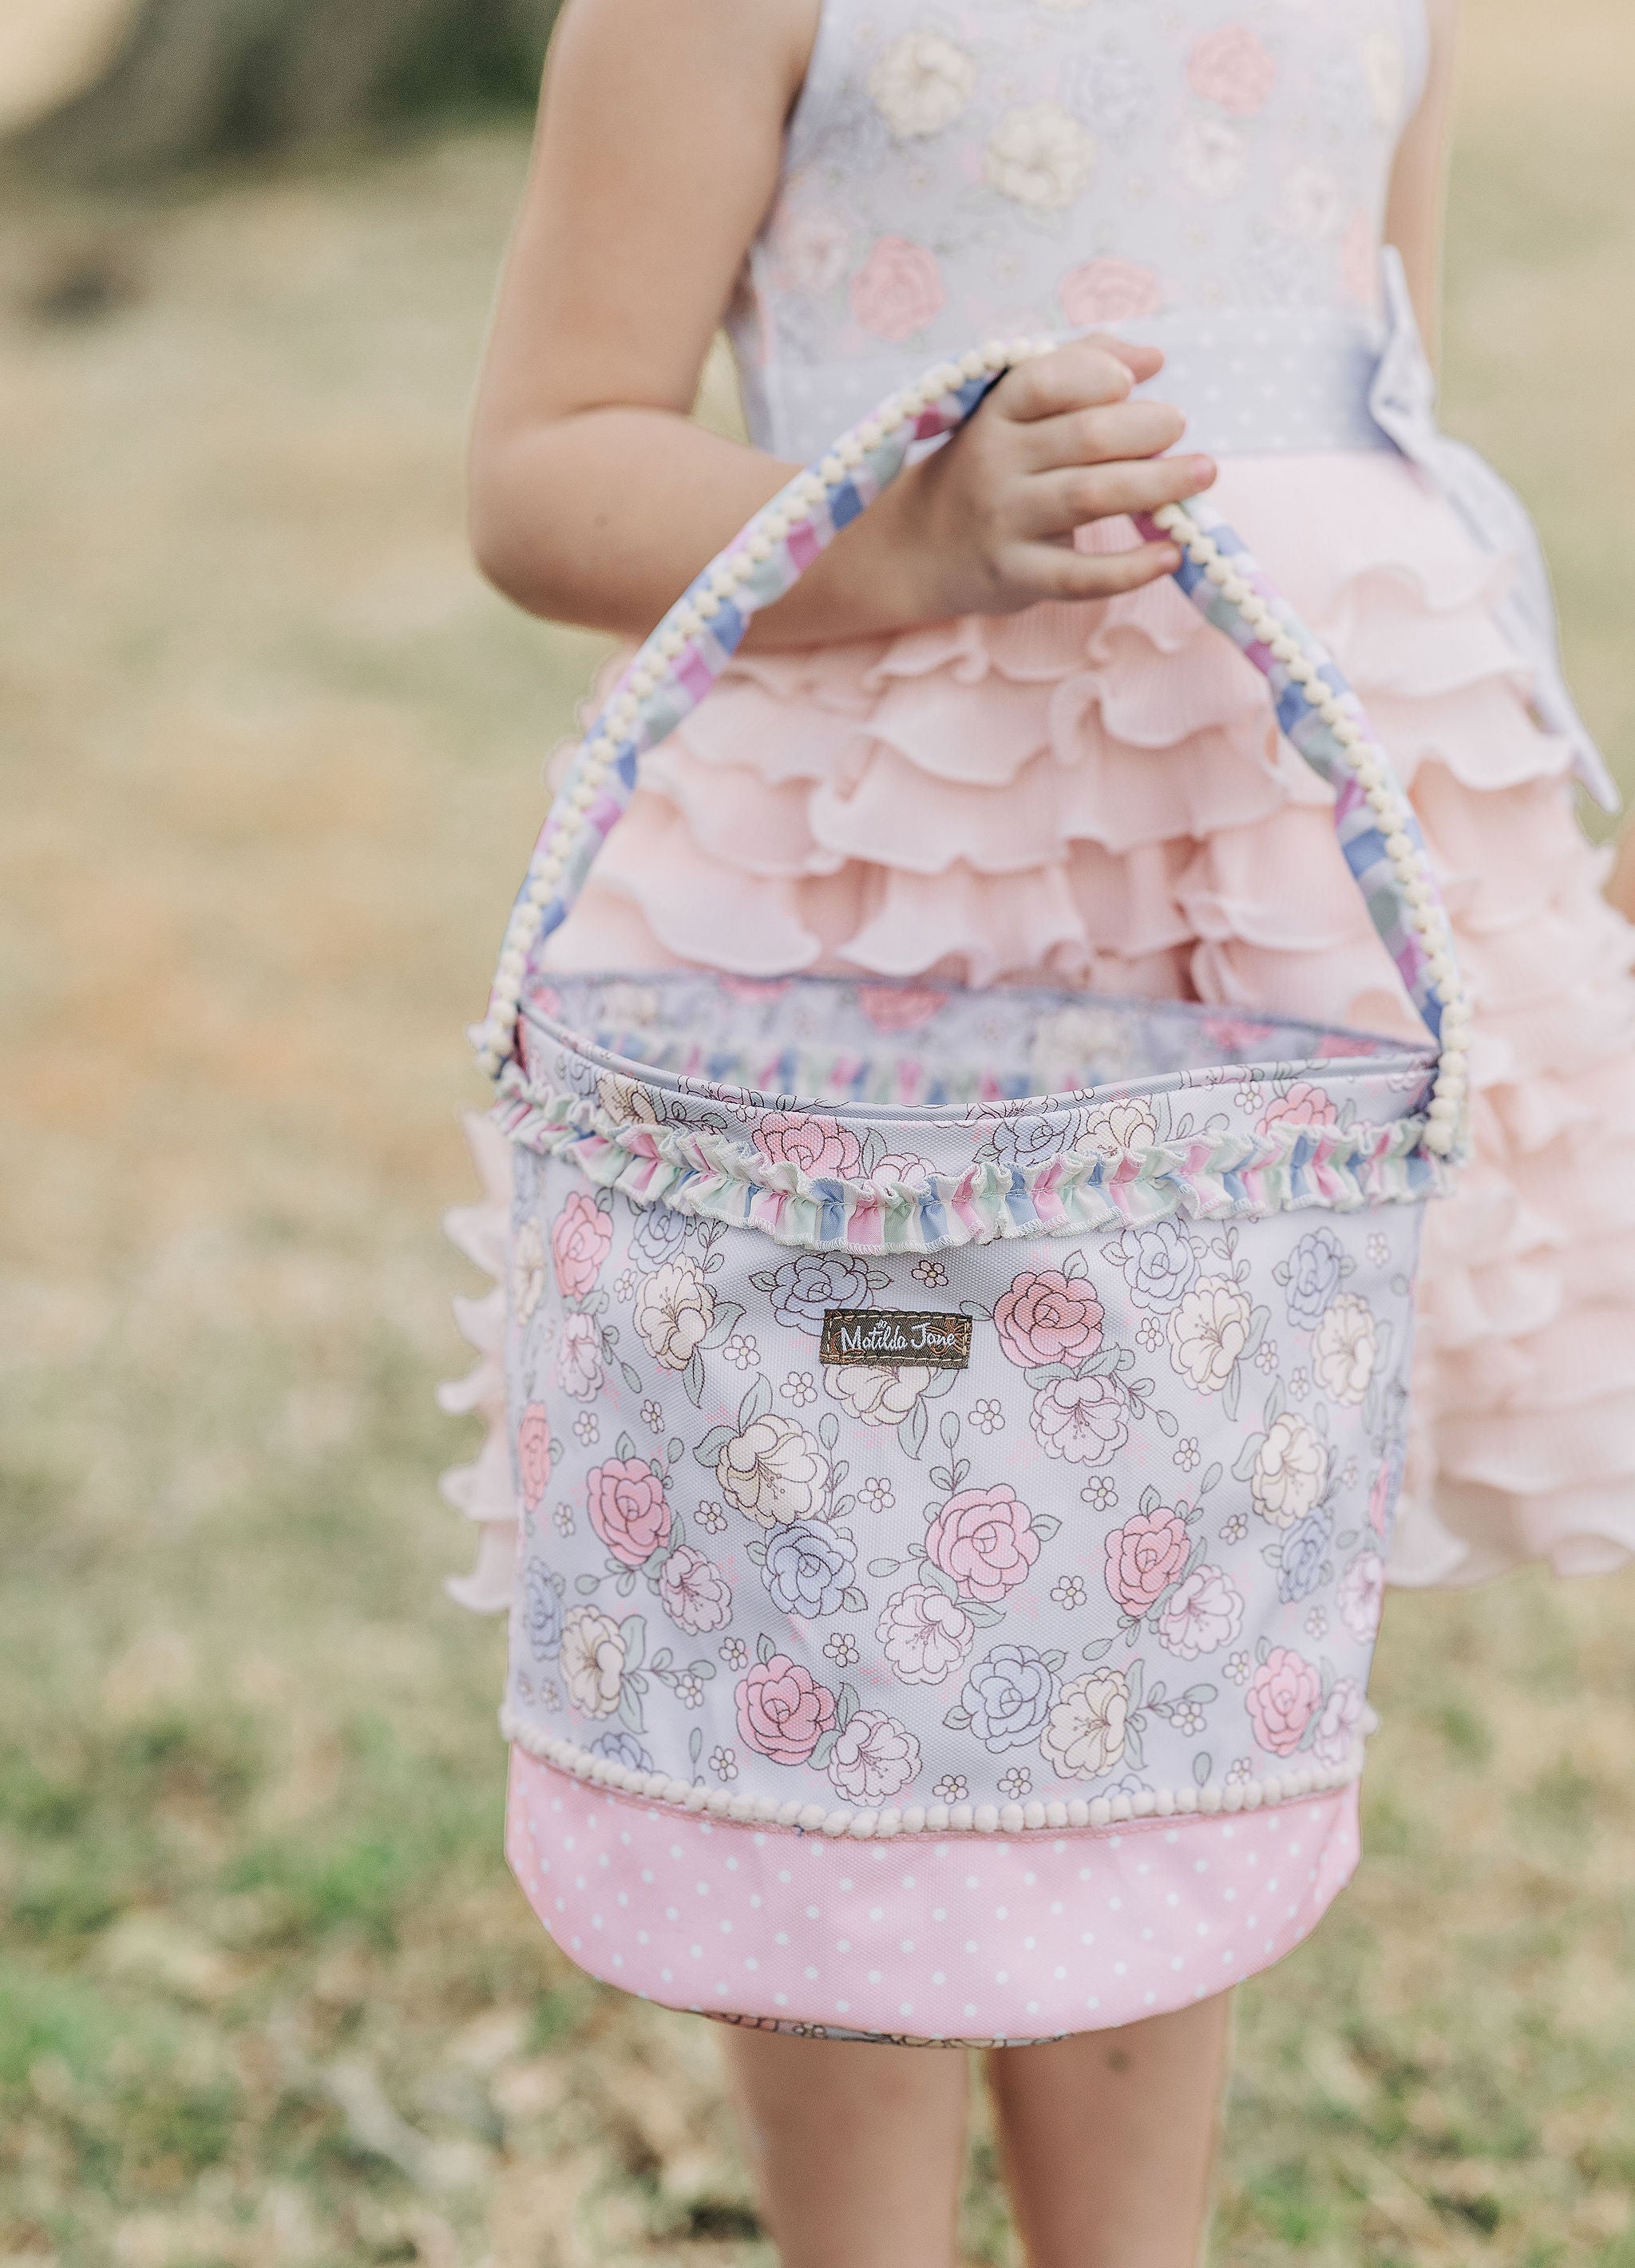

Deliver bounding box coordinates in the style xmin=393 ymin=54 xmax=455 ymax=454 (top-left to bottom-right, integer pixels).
xmin=469 ymin=0 xmax=1212 ymax=647
xmin=882 ymin=338 xmax=1217 ymax=622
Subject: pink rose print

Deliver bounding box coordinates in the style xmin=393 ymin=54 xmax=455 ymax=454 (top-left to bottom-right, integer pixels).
xmin=1156 ymin=1565 xmax=1245 ymax=1660
xmin=657 ymin=1542 xmax=733 ymax=1635
xmin=849 ymin=235 xmax=946 ymax=343
xmin=857 ymin=984 xmax=949 ymax=1033
xmin=754 ymin=1111 xmax=865 ymax=1180
xmin=771 ymin=205 xmax=851 ymax=295
xmin=1104 ymin=1506 xmax=1190 ymax=1616
xmin=1368 ymin=1457 xmax=1395 ymax=1538
xmin=858 ymin=1150 xmax=934 ymax=1201
xmin=1336 ymin=1550 xmax=1385 ymax=1645
xmin=1031 ymin=1374 xmax=1130 ymax=1464
xmin=1259 ymin=1083 xmax=1341 ymax=1137
xmin=736 ymin=1654 xmax=838 ymax=1764
xmin=1059 ymin=256 xmax=1163 ymax=328
xmin=587 ymin=1458 xmax=673 ymax=1569
xmin=517 ymin=1402 xmax=552 ymax=1513
xmin=551 ymin=1189 xmax=612 ymax=1300
xmin=1199 ymin=1013 xmax=1277 ymax=1058
xmin=995 ymin=1269 xmax=1104 ymax=1368
xmin=925 ymin=1484 xmax=1039 ymax=1604
xmin=1341 ymin=208 xmax=1380 ymax=310
xmin=1186 ymin=24 xmax=1277 ymax=116
xmin=825 ymin=1709 xmax=920 ymax=1803
xmin=1310 ymin=1677 xmax=1365 ymax=1771
xmin=718 ymin=976 xmax=792 ymax=1005
xmin=1314 ymin=1030 xmax=1384 ymax=1061
xmin=1245 ymin=1646 xmax=1323 ymax=1756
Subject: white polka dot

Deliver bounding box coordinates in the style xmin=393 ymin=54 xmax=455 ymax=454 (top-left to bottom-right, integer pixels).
xmin=508 ymin=1754 xmax=1359 ymax=2044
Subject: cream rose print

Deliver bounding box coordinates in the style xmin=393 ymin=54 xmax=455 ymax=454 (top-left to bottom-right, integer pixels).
xmin=634 ymin=1260 xmax=715 ymax=1373
xmin=628 ymin=1231 xmax=746 ymax=1405
xmin=560 ymin=1606 xmax=626 ymax=1719
xmin=984 ymin=103 xmax=1096 ymax=209
xmin=557 ymin=1588 xmax=716 ymax=1742
xmin=511 ymin=1217 xmax=546 ymax=1327
xmin=868 ymin=29 xmax=976 ymax=139
xmin=1312 ymin=1293 xmax=1380 ymax=1407
xmin=1041 ymin=1669 xmax=1129 ymax=1779
xmin=509 ymin=1124 xmax=1413 ymax=1807
xmin=698 ymin=1379 xmax=830 ymax=1526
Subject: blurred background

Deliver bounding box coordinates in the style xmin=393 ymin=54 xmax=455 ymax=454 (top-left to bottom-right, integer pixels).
xmin=4 ymin=0 xmax=1635 ymax=2262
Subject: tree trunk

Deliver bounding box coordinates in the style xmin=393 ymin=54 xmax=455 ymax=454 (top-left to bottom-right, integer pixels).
xmin=11 ymin=0 xmax=556 ymax=179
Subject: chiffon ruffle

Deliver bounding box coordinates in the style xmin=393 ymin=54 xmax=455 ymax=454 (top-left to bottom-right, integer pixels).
xmin=490 ymin=449 xmax=1635 ymax=1590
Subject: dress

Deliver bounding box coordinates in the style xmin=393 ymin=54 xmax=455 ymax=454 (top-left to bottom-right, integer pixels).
xmin=441 ymin=0 xmax=1635 ymax=2041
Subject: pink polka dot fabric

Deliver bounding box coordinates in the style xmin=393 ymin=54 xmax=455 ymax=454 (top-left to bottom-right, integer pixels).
xmin=506 ymin=1748 xmax=1360 ymax=2041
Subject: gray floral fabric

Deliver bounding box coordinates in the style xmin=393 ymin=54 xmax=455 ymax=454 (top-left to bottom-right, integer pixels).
xmin=502 ymin=974 xmax=1425 ymax=1819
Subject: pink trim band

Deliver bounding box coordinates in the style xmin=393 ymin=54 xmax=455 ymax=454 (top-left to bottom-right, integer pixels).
xmin=506 ymin=1748 xmax=1360 ymax=2041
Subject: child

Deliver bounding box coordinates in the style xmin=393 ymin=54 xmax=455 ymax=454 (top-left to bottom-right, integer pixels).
xmin=446 ymin=2 xmax=1635 ymax=2261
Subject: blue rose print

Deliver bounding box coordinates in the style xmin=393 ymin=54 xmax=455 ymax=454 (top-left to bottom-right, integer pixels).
xmin=1277 ymin=1511 xmax=1332 ymax=1603
xmin=1284 ymin=1226 xmax=1347 ymax=1331
xmin=1111 ymin=1218 xmax=1198 ymax=1312
xmin=523 ymin=1561 xmax=564 ymax=1660
xmin=762 ymin=1521 xmax=856 ymax=1618
xmin=961 ymin=1645 xmax=1057 ymax=1753
xmin=766 ymin=1253 xmax=873 ymax=1334
xmin=592 ymin=1730 xmax=653 ymax=1772
xmin=631 ymin=1205 xmax=691 ymax=1266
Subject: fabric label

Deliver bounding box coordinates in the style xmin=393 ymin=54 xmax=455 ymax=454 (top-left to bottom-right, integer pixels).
xmin=819 ymin=1308 xmax=973 ymax=1369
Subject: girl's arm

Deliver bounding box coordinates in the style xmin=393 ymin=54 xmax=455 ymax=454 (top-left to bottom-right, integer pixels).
xmin=467 ymin=0 xmax=1212 ymax=649
xmin=1384 ymin=0 xmax=1461 ymax=363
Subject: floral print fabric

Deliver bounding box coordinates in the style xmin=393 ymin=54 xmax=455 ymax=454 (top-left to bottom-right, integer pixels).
xmin=502 ymin=973 xmax=1422 ymax=1824
xmin=730 ymin=0 xmax=1427 ymax=458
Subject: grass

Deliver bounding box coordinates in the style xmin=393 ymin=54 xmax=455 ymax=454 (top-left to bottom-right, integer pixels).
xmin=4 ymin=0 xmax=1635 ymax=2258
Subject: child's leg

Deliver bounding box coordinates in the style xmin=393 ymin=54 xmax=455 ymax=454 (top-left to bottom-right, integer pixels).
xmin=984 ymin=1992 xmax=1234 ymax=2268
xmin=719 ymin=2028 xmax=970 ymax=2268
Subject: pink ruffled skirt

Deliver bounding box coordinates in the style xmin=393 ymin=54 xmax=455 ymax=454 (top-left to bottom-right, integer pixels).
xmin=540 ymin=451 xmax=1635 ymax=1590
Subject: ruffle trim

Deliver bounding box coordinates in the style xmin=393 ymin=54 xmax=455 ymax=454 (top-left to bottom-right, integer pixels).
xmin=491 ymin=1072 xmax=1450 ymax=1255
xmin=500 ymin=1701 xmax=1367 ymax=1839
xmin=546 ymin=453 xmax=1572 ymax=1001
xmin=437 ymin=1112 xmax=518 ymax=1614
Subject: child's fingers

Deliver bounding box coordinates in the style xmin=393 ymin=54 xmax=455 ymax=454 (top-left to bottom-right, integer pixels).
xmin=1022 ymin=536 xmax=1186 ymax=602
xmin=996 ymin=340 xmax=1141 ymax=422
xmin=1019 ymin=398 xmax=1190 ymax=474
xmin=1089 ymin=334 xmax=1165 ymax=386
xmin=1019 ymin=451 xmax=1217 ymax=538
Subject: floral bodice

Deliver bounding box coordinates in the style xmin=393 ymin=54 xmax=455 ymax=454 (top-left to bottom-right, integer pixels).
xmin=728 ymin=0 xmax=1428 ymax=461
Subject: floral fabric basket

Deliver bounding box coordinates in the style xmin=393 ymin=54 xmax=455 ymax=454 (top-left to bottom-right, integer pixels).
xmin=459 ymin=341 xmax=1471 ymax=2040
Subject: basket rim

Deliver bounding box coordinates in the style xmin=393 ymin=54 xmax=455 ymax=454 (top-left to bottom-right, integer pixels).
xmin=517 ymin=970 xmax=1437 ymax=1131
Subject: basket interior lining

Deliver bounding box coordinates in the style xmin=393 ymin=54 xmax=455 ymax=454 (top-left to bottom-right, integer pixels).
xmin=528 ymin=976 xmax=1407 ymax=1111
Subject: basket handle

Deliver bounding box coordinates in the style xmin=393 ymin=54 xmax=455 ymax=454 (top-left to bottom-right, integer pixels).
xmin=477 ymin=338 xmax=1469 ymax=1157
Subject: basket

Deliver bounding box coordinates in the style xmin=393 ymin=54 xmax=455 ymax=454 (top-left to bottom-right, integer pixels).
xmin=469 ymin=339 xmax=1469 ymax=2040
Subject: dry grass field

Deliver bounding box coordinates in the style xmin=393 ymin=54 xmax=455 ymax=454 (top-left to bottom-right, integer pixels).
xmin=5 ymin=2 xmax=1635 ymax=2261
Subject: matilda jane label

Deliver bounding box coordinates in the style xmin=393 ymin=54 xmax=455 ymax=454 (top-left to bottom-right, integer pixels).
xmin=820 ymin=1309 xmax=972 ymax=1370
